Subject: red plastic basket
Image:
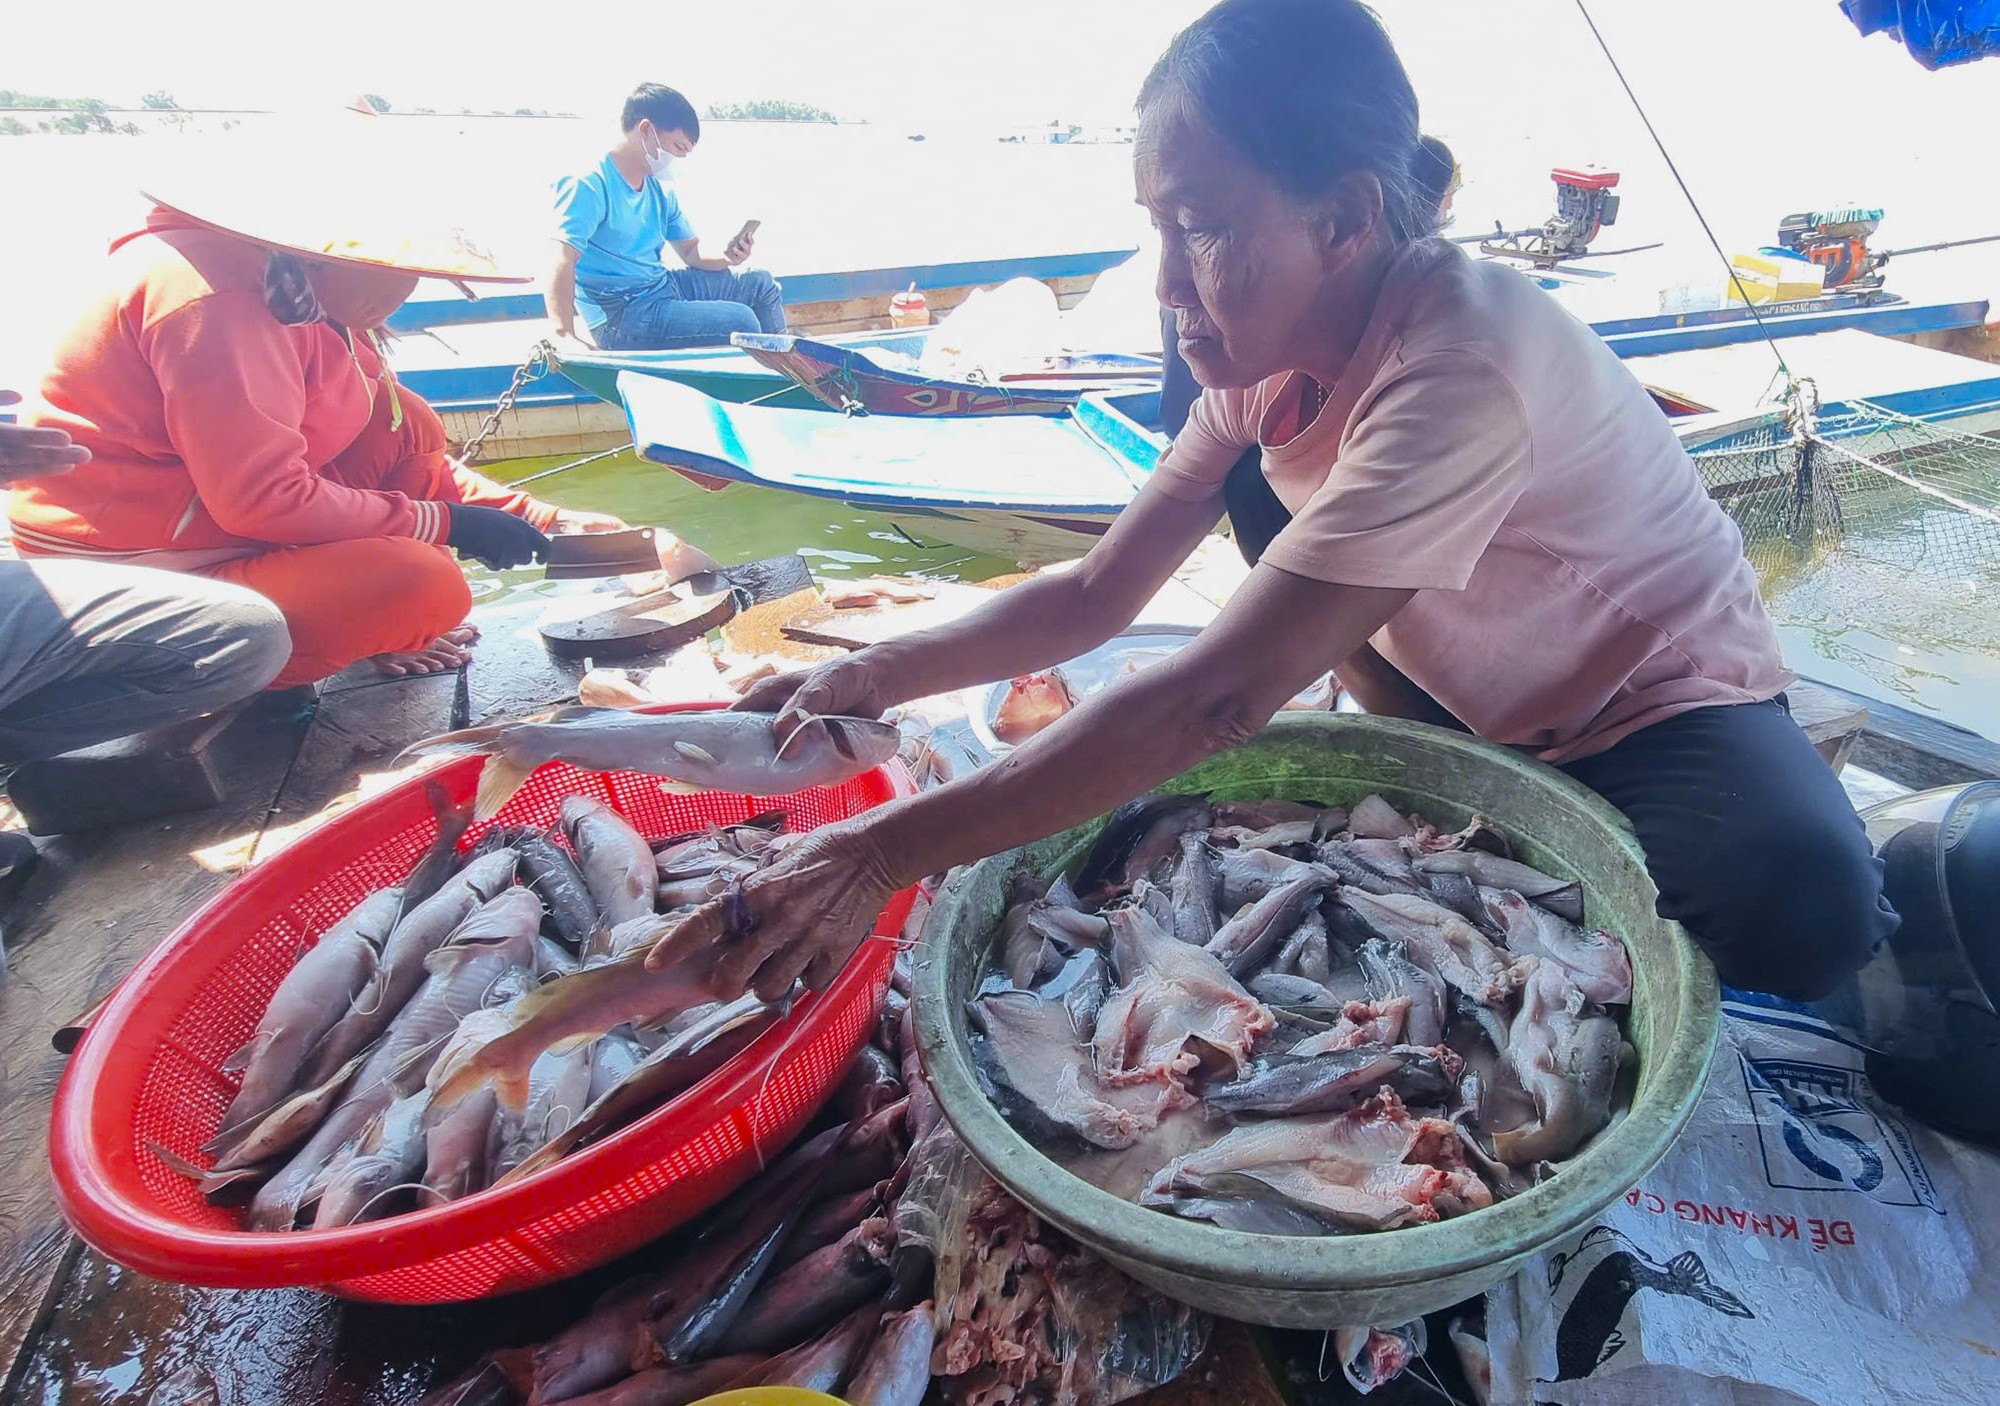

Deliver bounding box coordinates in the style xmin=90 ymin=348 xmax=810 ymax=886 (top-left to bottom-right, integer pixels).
xmin=48 ymin=704 xmax=917 ymax=1303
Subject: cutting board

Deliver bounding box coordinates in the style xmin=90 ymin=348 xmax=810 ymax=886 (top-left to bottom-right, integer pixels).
xmin=780 ymin=580 xmax=1000 ymax=650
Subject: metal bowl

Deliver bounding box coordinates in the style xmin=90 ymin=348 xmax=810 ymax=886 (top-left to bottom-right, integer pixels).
xmin=963 ymin=625 xmax=1332 ymax=756
xmin=912 ymin=713 xmax=1718 ymax=1327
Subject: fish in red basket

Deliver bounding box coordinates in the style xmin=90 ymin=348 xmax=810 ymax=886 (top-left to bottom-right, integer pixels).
xmin=401 ymin=708 xmax=902 ymax=819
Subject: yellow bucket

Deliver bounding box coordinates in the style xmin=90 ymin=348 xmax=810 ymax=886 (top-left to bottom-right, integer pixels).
xmin=690 ymin=1391 xmax=848 ymax=1406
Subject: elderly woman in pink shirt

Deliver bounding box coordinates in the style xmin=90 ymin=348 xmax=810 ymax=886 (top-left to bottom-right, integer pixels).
xmin=653 ymin=0 xmax=1893 ymax=1002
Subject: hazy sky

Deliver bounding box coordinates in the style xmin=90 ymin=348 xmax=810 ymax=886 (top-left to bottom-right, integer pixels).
xmin=7 ymin=0 xmax=1981 ymax=130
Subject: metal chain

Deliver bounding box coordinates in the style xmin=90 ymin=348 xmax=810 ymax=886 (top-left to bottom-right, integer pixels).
xmin=457 ymin=339 xmax=554 ymax=465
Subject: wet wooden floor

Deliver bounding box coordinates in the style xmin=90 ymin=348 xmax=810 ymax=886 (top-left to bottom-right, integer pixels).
xmin=0 ymin=551 xmax=1424 ymax=1406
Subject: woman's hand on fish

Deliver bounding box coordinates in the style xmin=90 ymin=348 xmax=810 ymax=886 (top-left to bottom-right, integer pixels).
xmin=644 ymin=819 xmax=908 ymax=1000
xmin=733 ymin=651 xmax=895 ymax=735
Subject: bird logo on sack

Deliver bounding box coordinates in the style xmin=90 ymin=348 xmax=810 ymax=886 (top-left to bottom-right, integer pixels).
xmin=1548 ymin=1226 xmax=1754 ymax=1381
xmin=1740 ymin=1055 xmax=1942 ymax=1210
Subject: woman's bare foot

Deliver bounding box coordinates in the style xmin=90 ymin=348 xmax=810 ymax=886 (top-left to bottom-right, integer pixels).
xmin=369 ymin=625 xmax=482 ymax=678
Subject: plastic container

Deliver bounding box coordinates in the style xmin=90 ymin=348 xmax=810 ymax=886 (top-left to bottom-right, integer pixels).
xmin=48 ymin=704 xmax=917 ymax=1303
xmin=913 ymin=712 xmax=1719 ymax=1327
xmin=888 ymin=283 xmax=930 ymax=328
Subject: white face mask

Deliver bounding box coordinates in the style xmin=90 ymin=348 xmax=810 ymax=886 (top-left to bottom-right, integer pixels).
xmin=644 ymin=131 xmax=678 ymax=178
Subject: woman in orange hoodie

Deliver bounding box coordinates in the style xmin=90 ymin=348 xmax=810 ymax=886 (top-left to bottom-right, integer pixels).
xmin=9 ymin=184 xmax=625 ymax=684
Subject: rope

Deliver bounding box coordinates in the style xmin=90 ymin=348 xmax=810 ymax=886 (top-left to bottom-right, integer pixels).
xmin=1570 ymin=0 xmax=1796 ymax=388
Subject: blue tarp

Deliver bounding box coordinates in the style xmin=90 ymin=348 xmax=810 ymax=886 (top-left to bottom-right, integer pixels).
xmin=1842 ymin=0 xmax=2000 ymax=68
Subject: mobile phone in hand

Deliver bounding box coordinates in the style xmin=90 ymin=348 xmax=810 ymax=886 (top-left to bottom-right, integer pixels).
xmin=730 ymin=219 xmax=761 ymax=253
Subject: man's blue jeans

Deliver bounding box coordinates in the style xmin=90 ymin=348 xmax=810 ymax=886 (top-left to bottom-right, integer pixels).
xmin=593 ymin=268 xmax=788 ymax=350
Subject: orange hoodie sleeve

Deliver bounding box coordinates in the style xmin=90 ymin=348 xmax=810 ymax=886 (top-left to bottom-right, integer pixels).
xmin=140 ymin=287 xmax=448 ymax=547
xmin=439 ymin=459 xmax=564 ymax=532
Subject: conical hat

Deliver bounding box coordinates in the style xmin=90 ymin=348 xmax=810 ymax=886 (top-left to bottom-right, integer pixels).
xmin=137 ymin=118 xmax=533 ymax=285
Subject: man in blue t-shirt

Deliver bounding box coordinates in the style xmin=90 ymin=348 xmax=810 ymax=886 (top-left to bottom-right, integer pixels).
xmin=546 ymin=84 xmax=787 ymax=350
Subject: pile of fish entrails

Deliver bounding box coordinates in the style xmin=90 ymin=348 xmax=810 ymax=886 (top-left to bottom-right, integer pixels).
xmin=163 ymin=788 xmax=806 ymax=1232
xmin=426 ymin=987 xmax=1207 ymax=1406
xmin=970 ymin=793 xmax=1636 ymax=1234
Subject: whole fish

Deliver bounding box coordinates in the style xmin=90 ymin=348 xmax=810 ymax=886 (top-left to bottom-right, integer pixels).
xmin=845 ymin=1302 xmax=935 ymax=1406
xmin=247 ymin=891 xmax=543 ymax=1231
xmin=561 ymin=796 xmax=655 ymax=930
xmin=1205 ymin=1044 xmax=1457 ymax=1117
xmin=313 ymin=1091 xmax=432 ymax=1228
xmin=494 ymin=992 xmax=780 ymax=1186
xmin=643 ymin=1124 xmax=846 ymax=1365
xmin=720 ymin=1303 xmax=882 ymax=1395
xmin=298 ymin=849 xmax=520 ymax=1091
xmin=213 ymin=888 xmax=405 ymax=1143
xmin=1481 ymin=886 xmax=1634 ymax=1005
xmin=720 ymin=1217 xmax=891 ymax=1355
xmin=429 ymin=944 xmax=718 ymax=1111
xmin=1493 ymin=959 xmax=1622 ymax=1164
xmin=1413 ymin=850 xmax=1584 ymax=922
xmin=205 ymin=1049 xmax=371 ymax=1174
xmin=512 ymin=826 xmax=602 ymax=948
xmin=523 ymin=1275 xmax=672 ymax=1403
xmin=421 ymin=1081 xmax=500 ymax=1204
xmin=490 ymin=1038 xmax=596 ymax=1180
xmin=778 ymin=1186 xmax=881 ymax=1271
xmin=1204 ymin=867 xmax=1334 ymax=976
xmin=400 ymin=708 xmax=902 ymax=820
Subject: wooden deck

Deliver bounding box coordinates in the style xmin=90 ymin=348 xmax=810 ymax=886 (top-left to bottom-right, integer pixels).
xmin=0 ymin=550 xmax=1309 ymax=1405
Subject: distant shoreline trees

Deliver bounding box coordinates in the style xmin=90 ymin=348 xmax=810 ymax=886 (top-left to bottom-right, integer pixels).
xmin=706 ymin=99 xmax=838 ymax=123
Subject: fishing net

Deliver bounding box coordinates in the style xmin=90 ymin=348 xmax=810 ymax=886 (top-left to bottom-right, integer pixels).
xmin=1688 ymin=391 xmax=2000 ymax=706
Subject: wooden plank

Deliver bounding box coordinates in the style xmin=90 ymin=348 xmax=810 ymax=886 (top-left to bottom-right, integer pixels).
xmin=1785 ymin=679 xmax=1870 ymax=773
xmin=1798 ymin=674 xmax=2000 ymax=789
xmin=0 ymin=696 xmax=310 ymax=1396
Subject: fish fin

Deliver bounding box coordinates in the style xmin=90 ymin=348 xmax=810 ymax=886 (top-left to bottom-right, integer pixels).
xmin=220 ymin=1030 xmax=271 ymax=1075
xmin=659 ymin=779 xmax=706 ymax=797
xmin=673 ymin=740 xmax=719 ymax=765
xmin=773 ymin=711 xmax=824 ymax=762
xmin=474 ymin=752 xmax=535 ymax=823
xmin=394 ymin=722 xmax=509 ymax=768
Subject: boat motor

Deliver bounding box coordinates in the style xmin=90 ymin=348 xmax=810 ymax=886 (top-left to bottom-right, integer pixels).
xmin=1776 ymin=207 xmax=2000 ymax=298
xmin=1473 ymin=167 xmax=1655 ymax=271
xmin=1841 ymin=782 xmax=2000 ymax=1146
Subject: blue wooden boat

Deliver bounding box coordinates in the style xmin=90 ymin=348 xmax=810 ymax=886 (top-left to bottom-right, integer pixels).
xmin=620 ymin=372 xmax=1163 ymax=564
xmin=622 ymin=326 xmax=2000 ymax=563
xmin=727 ymin=333 xmax=1159 ymax=417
